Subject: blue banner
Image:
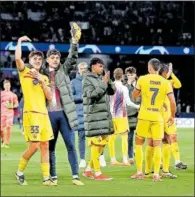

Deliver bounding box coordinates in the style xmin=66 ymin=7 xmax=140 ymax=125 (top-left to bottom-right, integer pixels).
xmin=0 ymin=41 xmax=194 ymax=55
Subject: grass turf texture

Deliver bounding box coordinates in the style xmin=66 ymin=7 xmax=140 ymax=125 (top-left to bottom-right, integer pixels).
xmin=1 ymin=126 xmax=194 ymax=196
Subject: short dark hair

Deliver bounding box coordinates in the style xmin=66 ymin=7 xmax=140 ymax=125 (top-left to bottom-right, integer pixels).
xmin=89 ymin=57 xmax=104 ymax=68
xmin=159 ymin=63 xmax=169 ymax=75
xmin=114 ymin=68 xmax=123 ymax=80
xmin=46 ymin=49 xmax=61 ymax=58
xmin=148 ymin=58 xmax=161 ymax=71
xmin=29 ymin=51 xmax=44 ymax=59
xmin=125 ymin=66 xmax=137 ymax=74
xmin=3 ymin=79 xmax=10 ymax=85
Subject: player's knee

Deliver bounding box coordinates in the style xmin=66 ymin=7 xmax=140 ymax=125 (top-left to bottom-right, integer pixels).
xmin=153 ymin=140 xmax=161 ymax=147
xmin=162 ymin=133 xmax=170 ymax=144
xmin=170 ymin=134 xmax=177 ymax=142
xmin=135 ymin=135 xmax=145 ymax=145
xmin=147 ymin=138 xmax=153 ymax=146
xmin=40 ymin=141 xmax=49 ymax=150
xmin=30 ymin=142 xmax=40 ymax=152
xmin=66 ymin=142 xmax=76 ymax=152
xmin=6 ymin=126 xmax=11 ymax=130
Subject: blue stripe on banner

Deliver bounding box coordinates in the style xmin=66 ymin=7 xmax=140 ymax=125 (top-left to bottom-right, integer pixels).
xmin=0 ymin=41 xmax=194 ymax=55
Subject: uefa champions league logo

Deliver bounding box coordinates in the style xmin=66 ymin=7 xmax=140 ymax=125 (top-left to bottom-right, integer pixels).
xmin=5 ymin=42 xmax=36 ymax=51
xmin=135 ymin=46 xmax=169 ymax=55
xmin=77 ymin=45 xmax=102 ymax=53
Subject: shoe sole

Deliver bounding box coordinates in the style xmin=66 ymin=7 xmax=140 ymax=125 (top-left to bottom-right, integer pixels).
xmin=175 ymin=167 xmax=187 ymax=170
xmin=43 ymin=183 xmax=57 ymax=186
xmin=15 ymin=174 xmax=28 ymax=186
xmin=95 ymin=178 xmax=113 ymax=181
xmin=111 ymin=163 xmax=123 ymax=166
xmin=72 ymin=182 xmax=84 ymax=186
xmin=82 ymin=173 xmax=95 ymax=180
xmin=131 ymin=177 xmax=144 ymax=180
xmin=153 ymin=179 xmax=162 ymax=182
xmin=161 ymin=174 xmax=177 ymax=179
xmin=122 ymin=163 xmax=130 ymax=166
xmin=79 ymin=166 xmax=87 ymax=168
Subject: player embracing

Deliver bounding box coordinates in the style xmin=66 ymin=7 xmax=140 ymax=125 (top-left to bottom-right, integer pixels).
xmin=159 ymin=63 xmax=187 ymax=176
xmin=108 ymin=68 xmax=140 ymax=166
xmin=131 ymin=58 xmax=176 ymax=182
xmin=15 ymin=36 xmax=55 ymax=186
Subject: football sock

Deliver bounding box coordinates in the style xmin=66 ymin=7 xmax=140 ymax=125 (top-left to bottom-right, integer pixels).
xmin=108 ymin=135 xmax=116 ymax=158
xmin=122 ymin=134 xmax=128 ymax=162
xmin=171 ymin=142 xmax=180 ymax=164
xmin=153 ymin=146 xmax=161 ymax=174
xmin=135 ymin=145 xmax=143 ymax=172
xmin=145 ymin=145 xmax=154 ymax=174
xmin=18 ymin=157 xmax=28 ymax=173
xmin=162 ymin=143 xmax=171 ymax=172
xmin=41 ymin=162 xmax=50 ymax=180
xmin=91 ymin=145 xmax=101 ymax=173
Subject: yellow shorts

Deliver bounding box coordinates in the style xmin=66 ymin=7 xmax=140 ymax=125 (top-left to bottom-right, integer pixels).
xmin=112 ymin=117 xmax=129 ymax=134
xmin=136 ymin=119 xmax=164 ymax=140
xmin=23 ymin=112 xmax=54 ymax=142
xmin=164 ymin=120 xmax=177 ymax=135
xmin=88 ymin=135 xmax=109 ymax=147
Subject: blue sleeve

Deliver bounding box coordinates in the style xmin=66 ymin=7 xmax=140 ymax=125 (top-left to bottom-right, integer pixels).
xmin=71 ymin=79 xmax=83 ymax=102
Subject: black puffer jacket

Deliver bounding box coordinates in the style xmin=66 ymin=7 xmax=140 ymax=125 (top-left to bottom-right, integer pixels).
xmin=82 ymin=72 xmax=115 ymax=137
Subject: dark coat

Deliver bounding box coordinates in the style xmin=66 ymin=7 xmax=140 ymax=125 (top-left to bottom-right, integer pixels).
xmin=82 ymin=72 xmax=115 ymax=137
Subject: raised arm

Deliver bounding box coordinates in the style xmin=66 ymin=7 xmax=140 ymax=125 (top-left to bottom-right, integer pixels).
xmin=166 ymin=82 xmax=176 ymax=126
xmin=170 ymin=73 xmax=182 ymax=89
xmin=15 ymin=36 xmax=31 ymax=72
xmin=132 ymin=76 xmax=142 ymax=100
xmin=62 ymin=23 xmax=81 ymax=73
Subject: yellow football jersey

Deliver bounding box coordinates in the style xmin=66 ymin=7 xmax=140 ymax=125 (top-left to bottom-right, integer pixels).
xmin=136 ymin=74 xmax=173 ymax=122
xmin=19 ymin=66 xmax=49 ymax=114
xmin=163 ymin=73 xmax=182 ymax=120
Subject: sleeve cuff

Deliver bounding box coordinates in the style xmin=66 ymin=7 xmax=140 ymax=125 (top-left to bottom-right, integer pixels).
xmin=167 ymin=92 xmax=173 ymax=95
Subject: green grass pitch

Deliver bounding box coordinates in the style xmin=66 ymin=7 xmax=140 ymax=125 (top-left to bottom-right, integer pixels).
xmin=1 ymin=126 xmax=194 ymax=196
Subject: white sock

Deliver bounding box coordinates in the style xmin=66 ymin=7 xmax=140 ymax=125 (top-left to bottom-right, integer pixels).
xmin=123 ymin=156 xmax=128 ymax=163
xmin=100 ymin=155 xmax=105 ymax=160
xmin=95 ymin=171 xmax=101 ymax=176
xmin=86 ymin=166 xmax=92 ymax=171
xmin=73 ymin=175 xmax=78 ymax=179
xmin=17 ymin=170 xmax=24 ymax=176
xmin=43 ymin=177 xmax=50 ymax=181
xmin=154 ymin=173 xmax=159 ymax=177
xmin=175 ymin=160 xmax=181 ymax=165
xmin=111 ymin=157 xmax=116 ymax=162
xmin=52 ymin=176 xmax=57 ymax=179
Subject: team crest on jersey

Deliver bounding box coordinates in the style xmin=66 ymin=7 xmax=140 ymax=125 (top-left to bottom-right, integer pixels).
xmin=33 ymin=79 xmax=39 ymax=85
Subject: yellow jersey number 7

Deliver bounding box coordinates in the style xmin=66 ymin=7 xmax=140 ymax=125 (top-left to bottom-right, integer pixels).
xmin=150 ymin=88 xmax=159 ymax=105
